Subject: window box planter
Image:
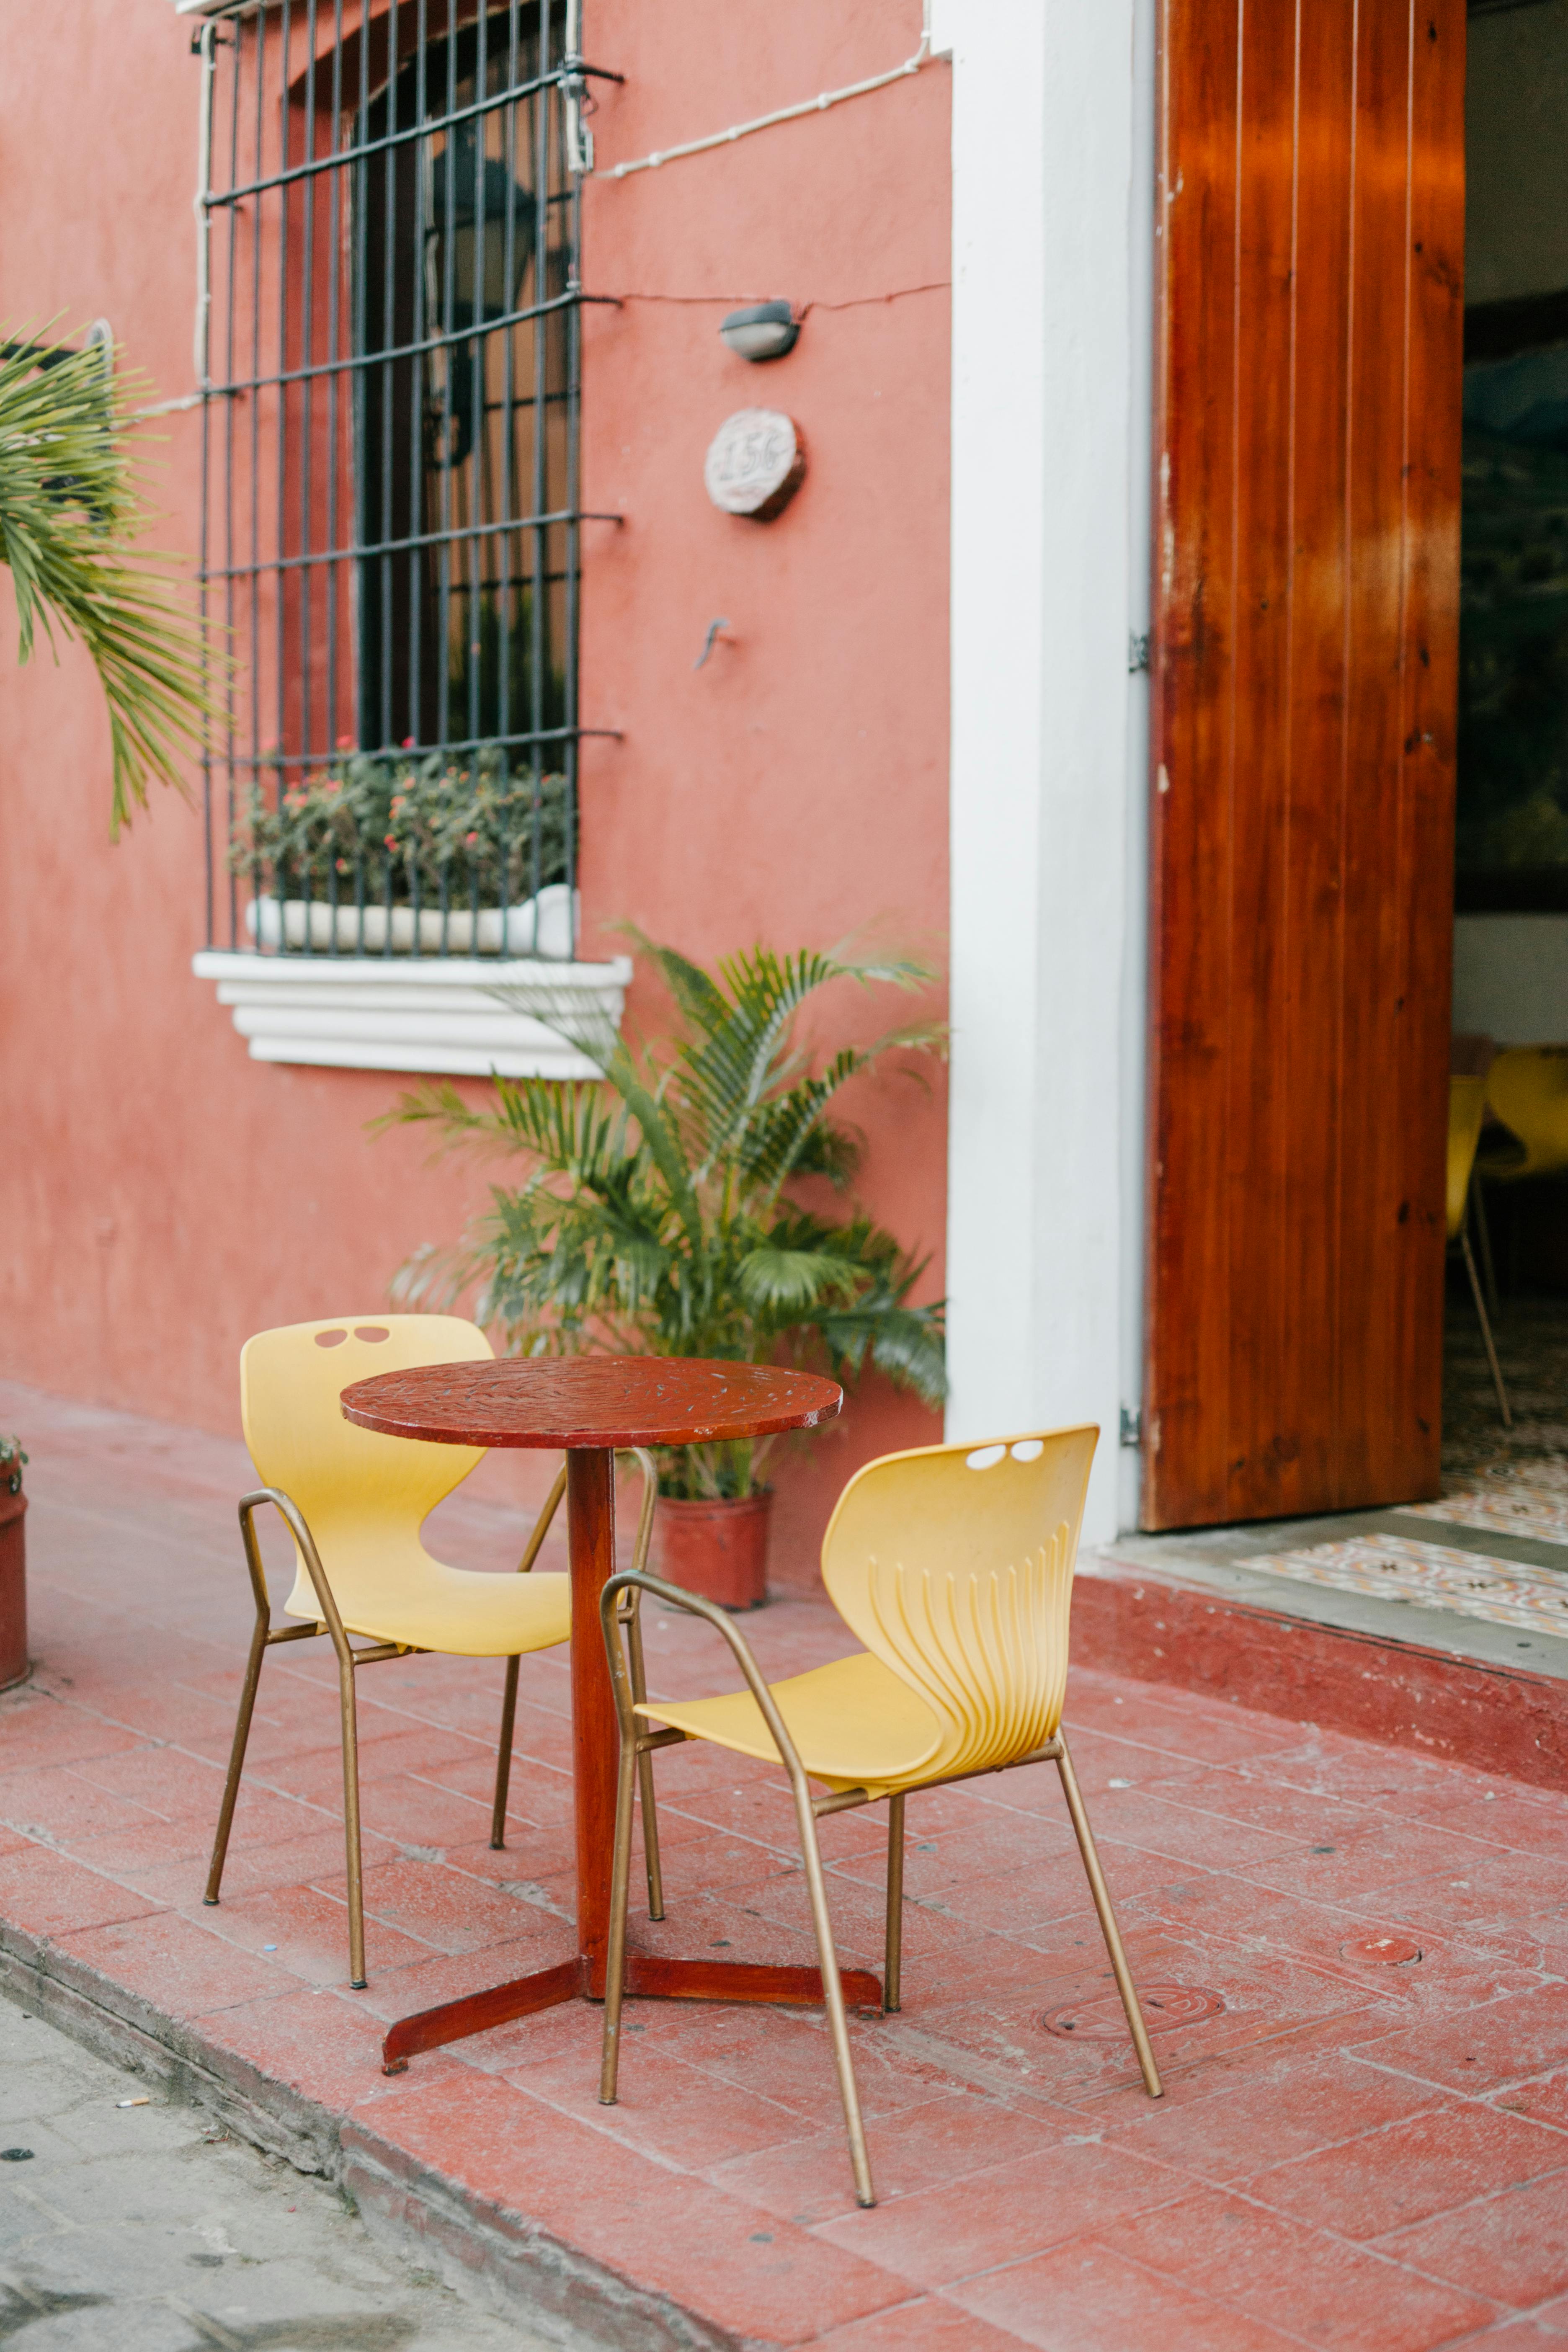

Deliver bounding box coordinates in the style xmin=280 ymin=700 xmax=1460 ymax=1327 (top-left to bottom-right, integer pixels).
xmin=245 ymin=884 xmax=575 ymax=961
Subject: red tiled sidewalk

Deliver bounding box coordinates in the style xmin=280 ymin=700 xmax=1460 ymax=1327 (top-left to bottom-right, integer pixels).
xmin=2 ymin=1376 xmax=1568 ymax=2349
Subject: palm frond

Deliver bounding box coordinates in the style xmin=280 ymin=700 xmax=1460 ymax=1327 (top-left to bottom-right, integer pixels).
xmin=0 ymin=328 xmax=222 ymax=832
xmin=735 ymin=1245 xmax=864 ymax=1314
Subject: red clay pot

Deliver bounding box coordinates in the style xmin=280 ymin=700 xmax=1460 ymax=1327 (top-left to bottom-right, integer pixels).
xmin=0 ymin=1486 xmax=26 ymax=1691
xmin=652 ymin=1492 xmax=772 ymax=1611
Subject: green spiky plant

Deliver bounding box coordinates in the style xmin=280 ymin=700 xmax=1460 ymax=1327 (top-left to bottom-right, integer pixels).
xmin=0 ymin=328 xmax=214 ymax=832
xmin=386 ymin=936 xmax=947 ymax=1498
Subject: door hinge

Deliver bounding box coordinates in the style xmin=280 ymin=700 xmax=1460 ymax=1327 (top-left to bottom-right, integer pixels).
xmin=1128 ymin=631 xmax=1151 ymax=674
xmin=1119 ymin=1407 xmax=1143 ymax=1448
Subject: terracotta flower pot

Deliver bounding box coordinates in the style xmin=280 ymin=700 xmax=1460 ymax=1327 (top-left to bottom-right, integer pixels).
xmin=652 ymin=1492 xmax=772 ymax=1611
xmin=0 ymin=1485 xmax=26 ymax=1692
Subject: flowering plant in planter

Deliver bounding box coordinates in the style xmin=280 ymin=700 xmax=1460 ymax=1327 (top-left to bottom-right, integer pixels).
xmin=230 ymin=745 xmax=573 ymax=954
xmin=0 ymin=1438 xmax=25 ymax=1498
xmin=386 ymin=936 xmax=946 ymax=1501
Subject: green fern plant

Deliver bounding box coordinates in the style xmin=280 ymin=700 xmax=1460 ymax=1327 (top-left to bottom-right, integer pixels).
xmin=385 ymin=935 xmax=947 ymax=1498
xmin=0 ymin=328 xmax=214 ymax=832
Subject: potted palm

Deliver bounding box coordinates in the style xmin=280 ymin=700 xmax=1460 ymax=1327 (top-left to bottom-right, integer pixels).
xmin=387 ymin=936 xmax=946 ymax=1604
xmin=0 ymin=1438 xmax=26 ymax=1689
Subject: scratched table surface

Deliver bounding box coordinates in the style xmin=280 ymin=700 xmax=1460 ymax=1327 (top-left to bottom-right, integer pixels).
xmin=340 ymin=1354 xmax=843 ymax=1450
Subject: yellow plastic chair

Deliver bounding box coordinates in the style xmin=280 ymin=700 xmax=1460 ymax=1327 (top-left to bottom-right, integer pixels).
xmin=204 ymin=1315 xmax=660 ymax=1989
xmin=1478 ymin=1046 xmax=1568 ymax=1184
xmin=598 ymin=1425 xmax=1163 ymax=2209
xmin=1450 ymin=1080 xmax=1511 ymax=1427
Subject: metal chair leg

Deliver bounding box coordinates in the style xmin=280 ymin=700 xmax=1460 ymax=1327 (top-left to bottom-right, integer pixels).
xmin=491 ymin=1465 xmax=568 ymax=1851
xmin=490 ymin=1657 xmax=521 ymax=1851
xmin=1055 ymin=1733 xmax=1162 ymax=2099
xmin=598 ymin=1565 xmax=877 ymax=2207
xmin=338 ymin=1648 xmax=368 ymax=1990
xmin=1461 ymin=1222 xmax=1513 ymax=1429
xmin=204 ymin=1609 xmax=268 ymax=1907
xmin=620 ymin=1449 xmax=664 ymax=1918
xmin=883 ymin=1791 xmax=905 ymax=2014
xmin=598 ymin=1721 xmax=641 ymax=2105
xmin=792 ymin=1785 xmax=876 ymax=2206
xmin=1471 ymin=1172 xmax=1500 ymax=1317
xmin=625 ymin=1597 xmax=665 ymax=1919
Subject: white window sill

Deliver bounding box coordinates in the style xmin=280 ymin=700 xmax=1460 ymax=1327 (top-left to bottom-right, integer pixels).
xmin=192 ymin=951 xmax=632 ymax=1079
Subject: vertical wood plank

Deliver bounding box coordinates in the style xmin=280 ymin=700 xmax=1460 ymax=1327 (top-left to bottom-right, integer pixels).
xmin=1147 ymin=0 xmax=1242 ymax=1521
xmin=1397 ymin=0 xmax=1466 ymax=1482
xmin=1144 ymin=0 xmax=1463 ymax=1529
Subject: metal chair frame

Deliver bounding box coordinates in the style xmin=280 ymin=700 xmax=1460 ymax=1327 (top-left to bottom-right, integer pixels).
xmin=205 ymin=1448 xmax=663 ymax=1989
xmin=1456 ymin=1173 xmax=1511 ymax=1429
xmin=598 ymin=1566 xmax=1162 ymax=2211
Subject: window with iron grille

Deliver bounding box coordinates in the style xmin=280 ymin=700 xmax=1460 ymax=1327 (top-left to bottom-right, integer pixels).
xmin=198 ymin=0 xmax=596 ymax=964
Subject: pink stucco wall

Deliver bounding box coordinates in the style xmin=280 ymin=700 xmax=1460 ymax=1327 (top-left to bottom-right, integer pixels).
xmin=0 ymin=2 xmax=949 ymax=1583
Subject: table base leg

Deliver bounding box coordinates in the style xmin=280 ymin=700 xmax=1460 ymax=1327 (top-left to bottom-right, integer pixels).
xmin=381 ymin=1952 xmax=883 ymax=2073
xmin=621 ymin=1954 xmax=884 ymax=2009
xmin=382 ymin=1957 xmax=584 ymax=2072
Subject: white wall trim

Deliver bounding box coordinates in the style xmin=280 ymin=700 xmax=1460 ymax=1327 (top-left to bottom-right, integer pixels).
xmin=945 ymin=0 xmax=1150 ymax=1543
xmin=192 ymin=952 xmax=632 ymax=1079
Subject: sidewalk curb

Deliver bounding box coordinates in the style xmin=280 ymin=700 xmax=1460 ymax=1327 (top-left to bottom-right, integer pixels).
xmin=0 ymin=1913 xmax=738 ymax=2352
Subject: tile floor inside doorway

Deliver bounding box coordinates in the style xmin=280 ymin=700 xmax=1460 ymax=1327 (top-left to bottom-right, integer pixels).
xmin=1228 ymin=1298 xmax=1568 ymax=1638
xmin=1 ymin=1377 xmax=1568 ymax=2345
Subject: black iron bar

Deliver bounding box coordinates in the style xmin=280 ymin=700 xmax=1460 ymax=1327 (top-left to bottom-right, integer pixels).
xmin=274 ymin=0 xmax=292 ymax=954
xmin=204 ymin=288 xmax=605 ymax=404
xmin=206 ymin=63 xmax=580 ymax=206
xmin=323 ymin=0 xmax=346 ymax=796
xmin=199 ymin=504 xmax=610 ymax=583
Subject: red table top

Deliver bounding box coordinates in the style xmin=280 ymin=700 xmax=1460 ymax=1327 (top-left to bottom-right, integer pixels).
xmin=339 ymin=1354 xmax=843 ymax=1450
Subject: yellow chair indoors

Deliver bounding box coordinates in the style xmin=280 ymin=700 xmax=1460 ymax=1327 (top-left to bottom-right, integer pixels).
xmin=598 ymin=1424 xmax=1163 ymax=2210
xmin=1449 ymin=1078 xmax=1511 ymax=1427
xmin=205 ymin=1315 xmax=581 ymax=1990
xmin=1478 ymin=1045 xmax=1568 ymax=1185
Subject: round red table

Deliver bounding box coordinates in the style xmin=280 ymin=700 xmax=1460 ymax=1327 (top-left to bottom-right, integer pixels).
xmin=340 ymin=1355 xmax=845 ymax=2071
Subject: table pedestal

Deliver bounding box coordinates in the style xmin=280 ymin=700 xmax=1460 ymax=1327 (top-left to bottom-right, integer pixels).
xmin=381 ymin=1446 xmax=879 ymax=2074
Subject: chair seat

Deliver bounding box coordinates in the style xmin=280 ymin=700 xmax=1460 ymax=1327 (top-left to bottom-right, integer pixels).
xmin=291 ymin=1564 xmax=571 ymax=1656
xmin=636 ymin=1649 xmax=943 ymax=1794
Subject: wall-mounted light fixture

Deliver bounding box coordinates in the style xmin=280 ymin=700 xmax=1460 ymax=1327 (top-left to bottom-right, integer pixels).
xmin=718 ymin=302 xmax=799 ymax=362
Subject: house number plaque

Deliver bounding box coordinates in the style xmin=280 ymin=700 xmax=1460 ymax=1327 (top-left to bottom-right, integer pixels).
xmin=703 ymin=409 xmax=806 ymax=521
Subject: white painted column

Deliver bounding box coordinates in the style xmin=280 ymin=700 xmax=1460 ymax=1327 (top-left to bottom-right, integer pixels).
xmin=945 ymin=0 xmax=1152 ymax=1543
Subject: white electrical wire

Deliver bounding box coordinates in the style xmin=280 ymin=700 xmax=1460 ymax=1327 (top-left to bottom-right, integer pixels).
xmin=602 ymin=2 xmax=935 ymax=181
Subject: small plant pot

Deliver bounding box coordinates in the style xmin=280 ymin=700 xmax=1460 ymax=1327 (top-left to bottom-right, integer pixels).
xmin=0 ymin=1486 xmax=26 ymax=1691
xmin=653 ymin=1492 xmax=772 ymax=1611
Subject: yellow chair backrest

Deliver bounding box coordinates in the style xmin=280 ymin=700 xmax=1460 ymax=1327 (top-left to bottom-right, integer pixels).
xmin=240 ymin=1314 xmax=493 ymax=1624
xmin=1448 ymin=1076 xmax=1487 ymax=1241
xmin=1484 ymin=1047 xmax=1568 ymax=1183
xmin=820 ymin=1425 xmax=1099 ymax=1783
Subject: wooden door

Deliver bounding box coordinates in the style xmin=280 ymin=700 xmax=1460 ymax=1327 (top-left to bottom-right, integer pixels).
xmin=1142 ymin=0 xmax=1466 ymax=1530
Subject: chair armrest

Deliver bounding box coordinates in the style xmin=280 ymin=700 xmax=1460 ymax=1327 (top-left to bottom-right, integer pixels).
xmin=599 ymin=1568 xmax=815 ymax=1803
xmin=237 ymin=1485 xmax=351 ymax=1654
